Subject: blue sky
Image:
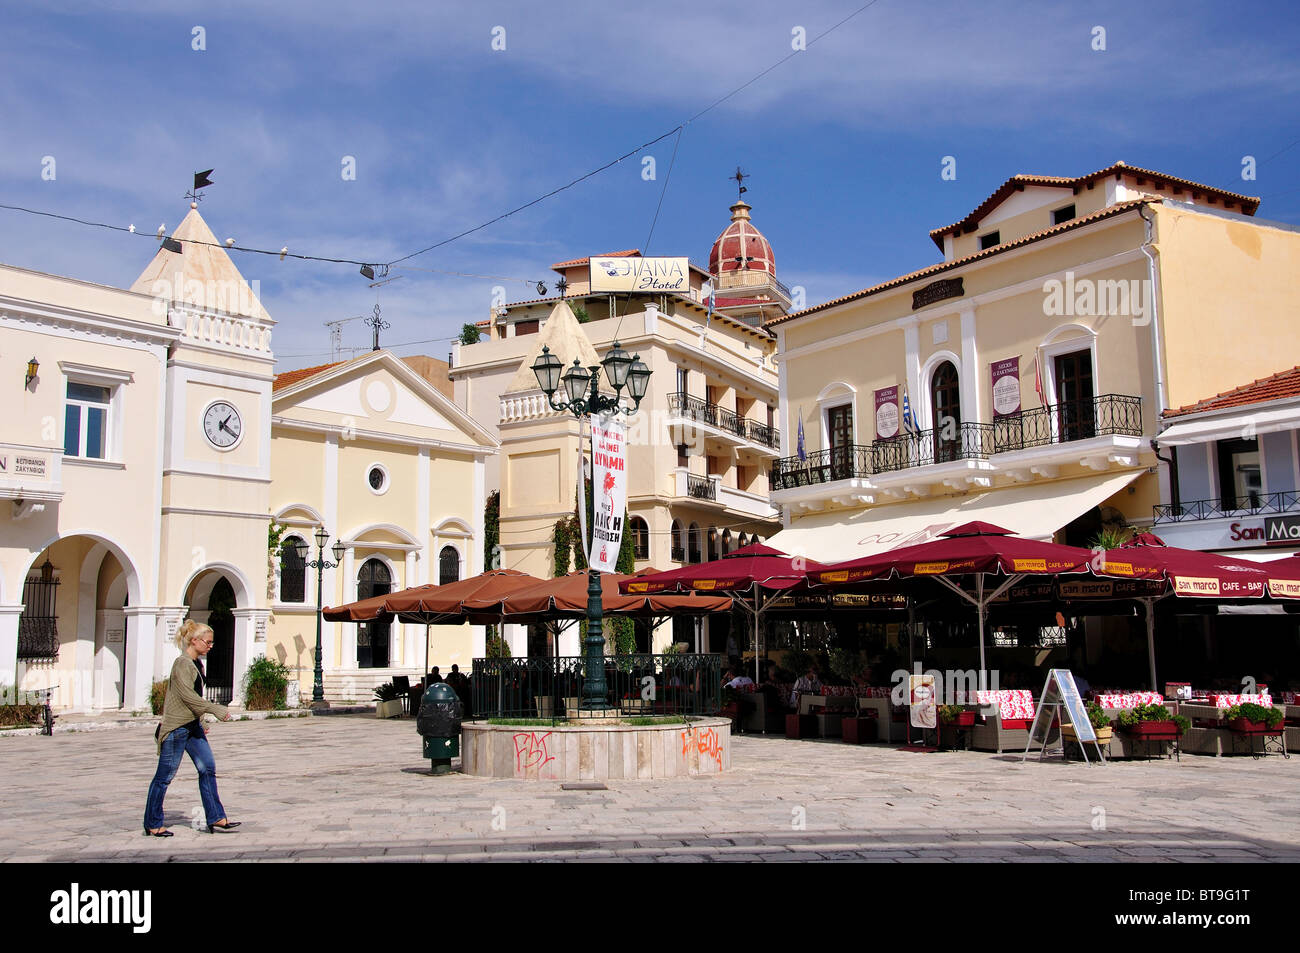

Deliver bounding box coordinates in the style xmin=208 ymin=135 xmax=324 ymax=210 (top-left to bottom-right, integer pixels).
xmin=2 ymin=0 xmax=1297 ymax=367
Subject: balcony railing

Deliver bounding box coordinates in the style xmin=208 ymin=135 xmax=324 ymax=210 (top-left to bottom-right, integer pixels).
xmin=993 ymin=395 xmax=1143 ymax=453
xmin=1153 ymin=490 xmax=1300 ymax=524
xmin=770 ymin=395 xmax=1144 ymax=492
xmin=872 ymin=423 xmax=995 ymax=474
xmin=687 ymin=473 xmax=717 ymax=501
xmin=667 ymin=392 xmax=779 ymax=448
xmin=770 ymin=444 xmax=873 ymax=491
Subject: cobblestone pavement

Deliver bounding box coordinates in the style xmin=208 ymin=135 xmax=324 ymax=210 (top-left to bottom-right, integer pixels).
xmin=2 ymin=715 xmax=1296 ymax=862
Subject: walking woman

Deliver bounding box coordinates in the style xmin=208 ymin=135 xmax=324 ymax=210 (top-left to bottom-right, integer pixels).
xmin=143 ymin=619 xmax=240 ymax=836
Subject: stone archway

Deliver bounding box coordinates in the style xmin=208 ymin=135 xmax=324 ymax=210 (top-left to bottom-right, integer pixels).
xmin=183 ymin=568 xmax=246 ymax=705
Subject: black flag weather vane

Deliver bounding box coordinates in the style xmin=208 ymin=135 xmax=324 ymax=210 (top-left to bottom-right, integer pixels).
xmin=186 ymin=169 xmax=214 ymax=203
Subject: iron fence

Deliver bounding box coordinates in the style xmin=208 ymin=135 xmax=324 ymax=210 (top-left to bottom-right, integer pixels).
xmin=872 ymin=422 xmax=995 ymax=472
xmin=686 ymin=473 xmax=716 ymax=501
xmin=769 ymin=444 xmax=873 ymax=490
xmin=747 ymin=419 xmax=779 ymax=448
xmin=470 ymin=653 xmax=723 ymax=723
xmin=993 ymin=394 xmax=1143 ymax=453
xmin=1153 ymin=489 xmax=1300 ymax=524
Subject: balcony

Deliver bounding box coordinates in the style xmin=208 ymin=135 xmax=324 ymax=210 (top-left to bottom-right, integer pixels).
xmin=1154 ymin=490 xmax=1300 ymax=524
xmin=672 ymin=468 xmax=778 ymax=520
xmin=666 ymin=392 xmax=780 ymax=453
xmin=686 ymin=472 xmax=716 ymax=501
xmin=770 ymin=394 xmax=1145 ymax=509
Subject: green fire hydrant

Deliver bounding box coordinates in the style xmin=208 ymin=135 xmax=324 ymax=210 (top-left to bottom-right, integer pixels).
xmin=416 ymin=682 xmax=463 ymax=776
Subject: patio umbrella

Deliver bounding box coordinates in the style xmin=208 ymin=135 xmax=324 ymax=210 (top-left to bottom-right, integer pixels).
xmin=807 ymin=521 xmax=1097 ymax=679
xmin=620 ymin=542 xmax=826 ymax=681
xmin=1092 ymin=533 xmax=1300 ymax=688
xmin=473 ymin=569 xmax=733 ymax=622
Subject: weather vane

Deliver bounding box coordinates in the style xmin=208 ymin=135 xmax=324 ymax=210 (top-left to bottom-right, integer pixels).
xmin=185 ymin=169 xmax=214 ymax=205
xmin=365 ymin=303 xmax=390 ymax=351
xmin=731 ymin=166 xmax=749 ymax=200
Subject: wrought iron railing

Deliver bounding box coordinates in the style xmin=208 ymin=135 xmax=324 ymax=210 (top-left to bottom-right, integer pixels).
xmin=992 ymin=394 xmax=1143 ymax=453
xmin=872 ymin=422 xmax=995 ymax=473
xmin=687 ymin=473 xmax=716 ymax=501
xmin=1153 ymin=490 xmax=1300 ymax=524
xmin=671 ymin=544 xmax=686 ymax=562
xmin=470 ymin=654 xmax=724 ymax=724
xmin=747 ymin=419 xmax=779 ymax=448
xmin=668 ymin=392 xmax=717 ymax=427
xmin=770 ymin=444 xmax=873 ymax=491
xmin=205 ymin=685 xmax=234 ymax=706
xmin=18 ymin=563 xmax=60 ymax=661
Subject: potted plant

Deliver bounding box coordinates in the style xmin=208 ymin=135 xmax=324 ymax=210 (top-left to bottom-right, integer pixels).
xmin=1062 ymin=701 xmax=1113 ymax=745
xmin=1116 ymin=703 xmax=1188 ymax=738
xmin=373 ymin=681 xmax=404 ymax=719
xmin=1223 ymin=702 xmax=1283 ymax=734
xmin=939 ymin=704 xmax=976 ymax=727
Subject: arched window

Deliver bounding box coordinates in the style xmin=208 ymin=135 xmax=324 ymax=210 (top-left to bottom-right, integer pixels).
xmin=722 ymin=529 xmax=732 ymax=555
xmin=708 ymin=528 xmax=720 ymax=561
xmin=629 ymin=517 xmax=650 ymax=560
xmin=439 ymin=546 xmax=461 ymax=585
xmin=670 ymin=519 xmax=684 ymax=562
xmin=278 ymin=536 xmax=307 ymax=603
xmin=688 ymin=523 xmax=701 ymax=563
xmin=931 ymin=360 xmax=961 ymax=463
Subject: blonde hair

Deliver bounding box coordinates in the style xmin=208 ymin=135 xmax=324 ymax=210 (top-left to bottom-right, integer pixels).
xmin=175 ymin=619 xmax=214 ymax=650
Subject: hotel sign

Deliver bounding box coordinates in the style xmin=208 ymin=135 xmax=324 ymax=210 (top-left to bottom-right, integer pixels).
xmin=589 ymin=257 xmax=689 ymax=294
xmin=911 ymin=277 xmax=963 ymax=310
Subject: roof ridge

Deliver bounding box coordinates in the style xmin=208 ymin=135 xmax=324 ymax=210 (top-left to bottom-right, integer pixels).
xmin=1164 ymin=364 xmax=1300 ymax=416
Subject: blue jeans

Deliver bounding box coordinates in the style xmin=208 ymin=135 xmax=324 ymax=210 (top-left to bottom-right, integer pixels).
xmin=143 ymin=724 xmax=226 ymax=830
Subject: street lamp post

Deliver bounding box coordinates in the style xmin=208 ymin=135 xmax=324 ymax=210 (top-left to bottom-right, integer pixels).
xmin=298 ymin=528 xmax=347 ymax=710
xmin=532 ymin=342 xmax=650 ymax=710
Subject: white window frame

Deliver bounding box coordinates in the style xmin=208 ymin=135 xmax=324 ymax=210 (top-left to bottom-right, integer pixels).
xmin=60 ymin=363 xmax=130 ymax=463
xmin=365 ymin=462 xmax=391 ymax=496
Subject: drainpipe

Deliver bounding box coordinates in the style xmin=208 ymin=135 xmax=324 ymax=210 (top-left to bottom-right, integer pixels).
xmin=1138 ymin=204 xmax=1168 ymax=416
xmin=1150 ymin=438 xmax=1180 ymax=513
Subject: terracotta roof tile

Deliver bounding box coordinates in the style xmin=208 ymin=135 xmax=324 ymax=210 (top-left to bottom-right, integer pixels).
xmin=551 ymin=250 xmax=641 ymax=270
xmin=767 ymin=199 xmax=1150 ymax=329
xmin=273 ymin=360 xmax=343 ymax=392
xmin=928 ymin=162 xmax=1261 ymax=250
xmin=1164 ymin=366 xmax=1300 ymax=418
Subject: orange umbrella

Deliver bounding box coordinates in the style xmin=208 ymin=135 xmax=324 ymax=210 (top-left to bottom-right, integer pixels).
xmin=466 ymin=570 xmax=732 ymax=623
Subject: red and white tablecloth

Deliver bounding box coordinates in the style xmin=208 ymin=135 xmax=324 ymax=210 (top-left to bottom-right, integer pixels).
xmin=1094 ymin=692 xmax=1164 ymax=709
xmin=1208 ymin=693 xmax=1274 ymax=709
xmin=969 ymin=689 xmax=1035 ymax=720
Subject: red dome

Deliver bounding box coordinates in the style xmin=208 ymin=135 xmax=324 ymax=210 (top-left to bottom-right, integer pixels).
xmin=709 ymin=201 xmax=775 ymax=277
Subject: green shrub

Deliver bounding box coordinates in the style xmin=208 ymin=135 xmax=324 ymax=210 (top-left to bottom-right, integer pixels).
xmin=373 ymin=681 xmax=401 ymax=702
xmin=938 ymin=704 xmax=965 ymax=724
xmin=1224 ymin=703 xmax=1283 ymax=728
xmin=242 ymin=655 xmax=291 ymax=710
xmin=1085 ymin=701 xmax=1111 ymax=729
xmin=0 ymin=705 xmax=42 ymax=727
xmin=150 ymin=679 xmax=169 ymax=715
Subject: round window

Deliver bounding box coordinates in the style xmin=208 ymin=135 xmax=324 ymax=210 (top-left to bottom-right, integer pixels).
xmin=367 ymin=466 xmax=388 ymax=493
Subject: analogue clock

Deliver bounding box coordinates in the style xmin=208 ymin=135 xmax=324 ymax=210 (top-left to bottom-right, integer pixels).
xmin=202 ymin=400 xmax=243 ymax=449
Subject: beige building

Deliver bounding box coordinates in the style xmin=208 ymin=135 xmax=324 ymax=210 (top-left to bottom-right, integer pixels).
xmin=268 ymin=350 xmax=496 ymax=701
xmin=767 ymin=162 xmax=1298 ymax=562
xmin=450 ymin=202 xmax=792 ymax=654
xmin=1 ymin=205 xmax=275 ymax=711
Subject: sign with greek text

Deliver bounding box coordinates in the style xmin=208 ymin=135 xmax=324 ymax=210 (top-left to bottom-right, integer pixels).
xmin=874 ymin=385 xmax=900 ymax=439
xmin=990 ymin=356 xmax=1021 ymax=417
xmin=589 ymin=414 xmax=628 ymax=573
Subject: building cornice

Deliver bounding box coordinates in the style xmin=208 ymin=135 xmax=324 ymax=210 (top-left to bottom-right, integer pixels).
xmin=271 ymin=416 xmax=498 ymax=457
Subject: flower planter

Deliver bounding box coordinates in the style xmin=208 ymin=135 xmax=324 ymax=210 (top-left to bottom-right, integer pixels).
xmin=842 ymin=716 xmax=877 ymax=744
xmin=375 ymin=699 xmax=403 ymax=719
xmin=1123 ymin=720 xmax=1179 ymax=739
xmin=1062 ymin=724 xmax=1112 ymax=745
xmin=1228 ymin=718 xmax=1282 ymax=735
xmin=940 ymin=711 xmax=976 ymax=727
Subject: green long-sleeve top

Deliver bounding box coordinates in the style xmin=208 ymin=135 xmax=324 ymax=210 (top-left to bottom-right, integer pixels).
xmin=156 ymin=655 xmax=230 ymax=753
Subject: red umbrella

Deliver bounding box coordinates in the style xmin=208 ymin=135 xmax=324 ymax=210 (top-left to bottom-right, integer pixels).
xmin=1095 ymin=534 xmax=1273 ymax=598
xmin=809 ymin=522 xmax=1097 ymax=676
xmin=621 ymin=542 xmax=826 ymax=681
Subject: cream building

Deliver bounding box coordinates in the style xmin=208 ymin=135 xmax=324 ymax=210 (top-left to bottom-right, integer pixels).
xmin=767 ymin=161 xmax=1298 ymax=559
xmin=450 ymin=203 xmax=791 ymax=654
xmin=1 ymin=205 xmax=275 ymax=711
xmin=268 ymin=350 xmax=497 ymax=701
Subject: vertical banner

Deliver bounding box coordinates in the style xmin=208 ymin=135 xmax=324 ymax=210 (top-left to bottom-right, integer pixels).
xmin=990 ymin=356 xmax=1021 ymax=417
xmin=909 ymin=674 xmax=937 ymax=729
xmin=589 ymin=413 xmax=628 ymax=573
xmin=874 ymin=385 xmax=900 ymax=439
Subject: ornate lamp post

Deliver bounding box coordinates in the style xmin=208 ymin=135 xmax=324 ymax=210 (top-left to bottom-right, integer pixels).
xmin=298 ymin=528 xmax=347 ymax=710
xmin=532 ymin=342 xmax=650 ymax=709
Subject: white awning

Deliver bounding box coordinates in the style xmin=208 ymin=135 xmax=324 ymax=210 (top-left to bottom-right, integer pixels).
xmin=1157 ymin=406 xmax=1300 ymax=446
xmin=768 ymin=471 xmax=1140 ymax=563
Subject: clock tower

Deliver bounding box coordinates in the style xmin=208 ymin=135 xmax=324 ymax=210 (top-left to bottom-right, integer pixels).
xmin=130 ymin=204 xmax=274 ymax=698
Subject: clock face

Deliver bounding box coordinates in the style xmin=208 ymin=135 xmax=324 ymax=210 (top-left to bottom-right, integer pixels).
xmin=202 ymin=401 xmax=243 ymax=449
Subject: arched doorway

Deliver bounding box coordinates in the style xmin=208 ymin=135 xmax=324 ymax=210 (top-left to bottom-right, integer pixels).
xmin=931 ymin=360 xmax=961 ymax=463
xmin=439 ymin=546 xmax=461 ymax=586
xmin=357 ymin=559 xmax=392 ymax=668
xmin=206 ymin=578 xmax=236 ymax=704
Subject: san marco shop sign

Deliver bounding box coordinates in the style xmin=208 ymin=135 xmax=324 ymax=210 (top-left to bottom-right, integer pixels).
xmin=1265 ymin=514 xmax=1300 ymax=545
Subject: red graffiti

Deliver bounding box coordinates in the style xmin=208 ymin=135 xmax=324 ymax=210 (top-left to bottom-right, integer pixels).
xmin=680 ymin=726 xmax=723 ymax=769
xmin=513 ymin=731 xmax=555 ymax=774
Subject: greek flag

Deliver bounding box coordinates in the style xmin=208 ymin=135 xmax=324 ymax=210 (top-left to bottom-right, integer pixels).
xmin=797 ymin=413 xmax=807 ymax=461
xmin=902 ymin=385 xmax=917 ymax=433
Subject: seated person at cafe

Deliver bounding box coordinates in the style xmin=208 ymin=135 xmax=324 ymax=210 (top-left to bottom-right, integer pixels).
xmin=724 ymin=670 xmax=755 ymax=690
xmin=790 ymin=667 xmax=822 ymax=707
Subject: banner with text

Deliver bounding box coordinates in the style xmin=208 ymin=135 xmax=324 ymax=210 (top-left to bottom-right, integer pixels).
xmin=991 ymin=357 xmax=1021 ymax=417
xmin=590 ymin=414 xmax=629 ymax=573
xmin=589 ymin=256 xmax=690 ymax=293
xmin=875 ymin=385 xmax=900 ymax=439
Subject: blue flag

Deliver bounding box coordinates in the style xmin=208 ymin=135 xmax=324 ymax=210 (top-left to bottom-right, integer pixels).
xmin=797 ymin=413 xmax=807 ymax=461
